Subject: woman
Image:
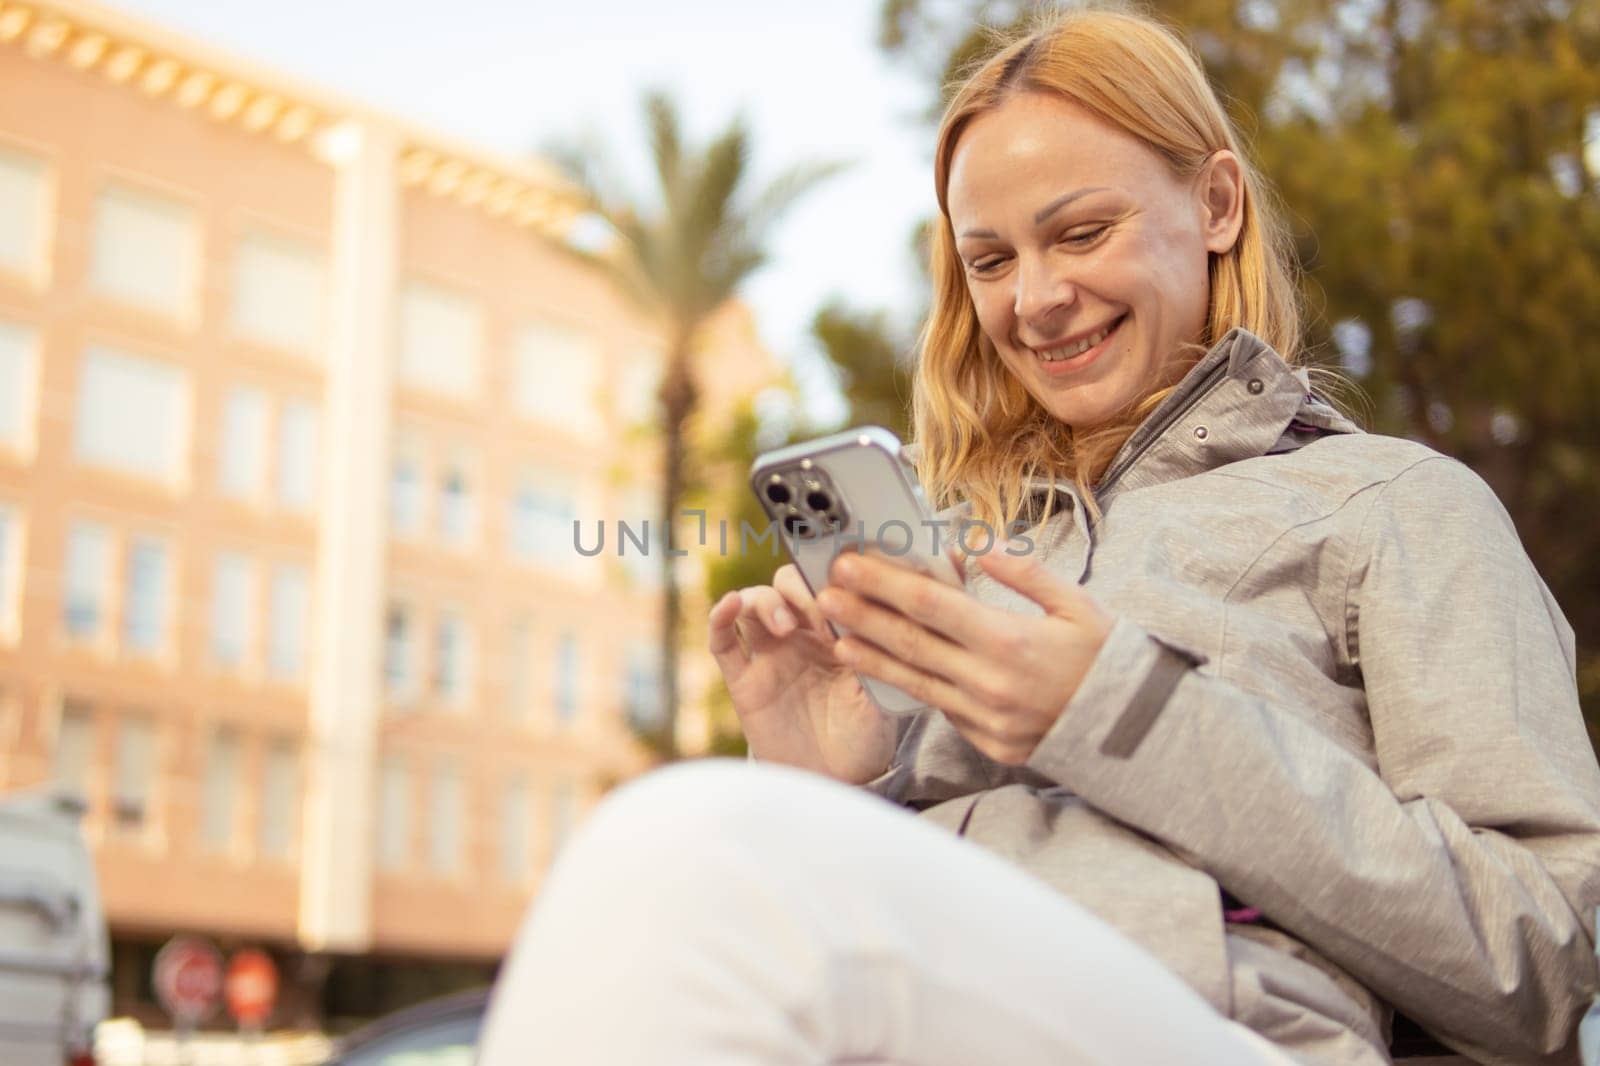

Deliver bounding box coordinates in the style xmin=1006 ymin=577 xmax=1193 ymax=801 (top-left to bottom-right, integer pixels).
xmin=478 ymin=8 xmax=1600 ymax=1065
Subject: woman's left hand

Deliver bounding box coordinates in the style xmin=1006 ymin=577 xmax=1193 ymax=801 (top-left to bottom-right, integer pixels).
xmin=816 ymin=545 xmax=1114 ymax=765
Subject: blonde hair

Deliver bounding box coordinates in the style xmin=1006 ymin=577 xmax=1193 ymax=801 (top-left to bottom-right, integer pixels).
xmin=913 ymin=4 xmax=1306 ymax=536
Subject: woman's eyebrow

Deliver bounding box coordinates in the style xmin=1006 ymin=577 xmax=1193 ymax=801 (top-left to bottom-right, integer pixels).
xmin=957 ymin=186 xmax=1113 ymax=240
xmin=1034 ymin=186 xmax=1111 ymax=224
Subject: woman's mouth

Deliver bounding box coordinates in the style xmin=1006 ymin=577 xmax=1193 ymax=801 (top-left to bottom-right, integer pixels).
xmin=1030 ymin=314 xmax=1127 ymax=374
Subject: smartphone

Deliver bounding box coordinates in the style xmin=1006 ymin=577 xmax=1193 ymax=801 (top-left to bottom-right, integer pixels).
xmin=749 ymin=425 xmax=964 ymax=715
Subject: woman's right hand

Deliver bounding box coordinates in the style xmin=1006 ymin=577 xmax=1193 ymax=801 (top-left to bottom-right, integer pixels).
xmin=708 ymin=563 xmax=900 ymax=785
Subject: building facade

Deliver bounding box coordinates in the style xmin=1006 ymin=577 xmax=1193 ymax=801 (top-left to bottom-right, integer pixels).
xmin=0 ymin=0 xmax=780 ymax=1026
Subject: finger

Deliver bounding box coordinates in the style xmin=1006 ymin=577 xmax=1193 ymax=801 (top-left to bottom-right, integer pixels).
xmin=946 ymin=541 xmax=968 ymax=587
xmin=828 ymin=550 xmax=1001 ymax=653
xmin=838 ymin=635 xmax=1036 ymax=765
xmin=772 ymin=564 xmax=828 ymax=634
xmin=740 ymin=586 xmax=797 ymax=638
xmin=975 ymin=543 xmax=1093 ymax=617
xmin=817 ymin=584 xmax=989 ymax=686
xmin=832 ymin=631 xmax=992 ymax=733
xmin=708 ymin=591 xmax=752 ymax=677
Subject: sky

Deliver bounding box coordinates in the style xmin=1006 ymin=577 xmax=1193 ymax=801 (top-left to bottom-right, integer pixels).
xmin=110 ymin=0 xmax=941 ymax=426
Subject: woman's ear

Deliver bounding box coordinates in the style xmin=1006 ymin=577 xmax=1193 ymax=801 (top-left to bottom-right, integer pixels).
xmin=1197 ymin=150 xmax=1245 ymax=255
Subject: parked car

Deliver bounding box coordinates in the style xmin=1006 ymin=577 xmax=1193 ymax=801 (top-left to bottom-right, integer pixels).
xmin=324 ymin=987 xmax=488 ymax=1066
xmin=0 ymin=789 xmax=110 ymax=1066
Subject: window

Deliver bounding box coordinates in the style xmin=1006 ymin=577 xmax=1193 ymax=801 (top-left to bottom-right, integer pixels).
xmin=210 ymin=553 xmax=255 ymax=669
xmin=553 ymin=632 xmax=580 ymax=724
xmin=0 ymin=146 xmax=50 ymax=280
xmin=218 ymin=387 xmax=268 ymax=500
xmin=0 ymin=505 xmax=21 ymax=641
xmin=438 ymin=462 xmax=472 ymax=545
xmin=0 ymin=318 xmax=39 ymax=453
xmin=500 ymin=775 xmax=530 ymax=883
xmin=512 ymin=323 xmax=599 ymax=433
xmin=51 ymin=700 xmax=94 ymax=798
xmin=267 ymin=564 xmax=309 ymax=682
xmin=89 ymin=184 xmax=197 ymax=319
xmin=622 ymin=642 xmax=664 ymax=734
xmin=200 ymin=726 xmax=240 ymax=850
xmin=377 ymin=757 xmax=410 ymax=870
xmin=433 ymin=612 xmax=470 ymax=705
xmin=384 ymin=603 xmax=417 ymax=701
xmin=505 ymin=617 xmax=533 ymax=721
xmin=112 ymin=714 xmax=156 ymax=831
xmin=259 ymin=738 xmax=299 ymax=861
xmin=63 ymin=521 xmax=110 ymax=640
xmin=510 ymin=476 xmax=576 ymax=564
xmin=275 ymin=399 xmax=319 ymax=513
xmin=429 ymin=763 xmax=463 ymax=875
xmin=389 ymin=452 xmax=423 ymax=536
xmin=397 ymin=281 xmax=481 ymax=398
xmin=121 ymin=537 xmax=169 ymax=655
xmin=74 ymin=347 xmax=189 ymax=485
xmin=550 ymin=778 xmax=576 ymax=856
xmin=232 ymin=231 xmax=325 ymax=356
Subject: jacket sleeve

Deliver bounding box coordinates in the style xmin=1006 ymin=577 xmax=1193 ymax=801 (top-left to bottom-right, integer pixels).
xmin=855 ymin=712 xmax=921 ymax=802
xmin=1024 ymin=456 xmax=1600 ymax=1065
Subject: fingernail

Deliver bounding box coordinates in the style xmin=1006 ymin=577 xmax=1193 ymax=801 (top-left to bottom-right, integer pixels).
xmin=773 ymin=607 xmax=795 ymax=632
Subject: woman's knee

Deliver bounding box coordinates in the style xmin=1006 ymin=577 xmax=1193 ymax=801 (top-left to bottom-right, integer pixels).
xmin=566 ymin=757 xmax=859 ymax=871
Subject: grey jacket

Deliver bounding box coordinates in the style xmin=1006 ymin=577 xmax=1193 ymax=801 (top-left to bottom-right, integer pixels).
xmin=859 ymin=329 xmax=1600 ymax=1064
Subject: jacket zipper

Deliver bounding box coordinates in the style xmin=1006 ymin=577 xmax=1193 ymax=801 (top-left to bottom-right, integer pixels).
xmin=1093 ymin=359 xmax=1231 ymax=499
xmin=1077 ymin=360 xmax=1230 ymax=583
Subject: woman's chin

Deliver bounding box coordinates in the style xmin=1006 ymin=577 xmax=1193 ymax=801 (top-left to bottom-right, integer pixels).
xmin=1042 ymin=384 xmax=1137 ymax=432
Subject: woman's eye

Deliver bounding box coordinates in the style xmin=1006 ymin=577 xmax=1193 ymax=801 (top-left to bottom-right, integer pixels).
xmin=1060 ymin=226 xmax=1109 ymax=247
xmin=969 ymin=256 xmax=1007 ymax=275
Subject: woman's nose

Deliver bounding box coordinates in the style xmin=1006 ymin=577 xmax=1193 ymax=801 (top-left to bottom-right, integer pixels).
xmin=1012 ymin=254 xmax=1076 ymax=331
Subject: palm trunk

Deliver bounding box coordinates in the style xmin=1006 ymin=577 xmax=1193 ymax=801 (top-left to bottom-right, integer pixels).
xmin=654 ymin=329 xmax=698 ymax=758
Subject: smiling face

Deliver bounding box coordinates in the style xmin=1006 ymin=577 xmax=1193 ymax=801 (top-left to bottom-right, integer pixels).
xmin=945 ymin=91 xmax=1243 ymax=431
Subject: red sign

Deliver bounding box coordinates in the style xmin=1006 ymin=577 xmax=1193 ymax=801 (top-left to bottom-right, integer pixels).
xmin=153 ymin=935 xmax=223 ymax=1026
xmin=224 ymin=948 xmax=279 ymax=1027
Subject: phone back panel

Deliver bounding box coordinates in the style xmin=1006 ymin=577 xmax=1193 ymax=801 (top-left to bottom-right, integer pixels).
xmin=749 ymin=426 xmax=959 ymax=715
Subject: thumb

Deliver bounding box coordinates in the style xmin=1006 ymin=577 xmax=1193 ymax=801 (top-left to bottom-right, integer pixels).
xmin=976 ymin=541 xmax=1090 ymax=617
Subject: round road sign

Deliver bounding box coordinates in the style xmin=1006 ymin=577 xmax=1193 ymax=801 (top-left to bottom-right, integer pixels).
xmin=153 ymin=935 xmax=223 ymax=1026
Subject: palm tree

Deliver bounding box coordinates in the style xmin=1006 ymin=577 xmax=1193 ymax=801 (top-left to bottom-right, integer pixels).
xmin=556 ymin=91 xmax=844 ymax=757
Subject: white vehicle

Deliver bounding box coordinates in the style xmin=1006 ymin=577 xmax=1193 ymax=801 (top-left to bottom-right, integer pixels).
xmin=0 ymin=789 xmax=110 ymax=1066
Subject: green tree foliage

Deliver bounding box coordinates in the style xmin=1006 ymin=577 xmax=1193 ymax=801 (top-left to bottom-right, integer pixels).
xmin=551 ymin=92 xmax=844 ymax=758
xmin=879 ymin=0 xmax=1600 ymax=742
xmin=811 ymin=300 xmax=918 ymax=441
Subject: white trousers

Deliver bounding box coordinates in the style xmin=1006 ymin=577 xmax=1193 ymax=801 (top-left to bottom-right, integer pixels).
xmin=477 ymin=759 xmax=1298 ymax=1066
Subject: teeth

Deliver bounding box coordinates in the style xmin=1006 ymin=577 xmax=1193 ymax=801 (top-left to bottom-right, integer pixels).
xmin=1038 ymin=321 xmax=1116 ymax=361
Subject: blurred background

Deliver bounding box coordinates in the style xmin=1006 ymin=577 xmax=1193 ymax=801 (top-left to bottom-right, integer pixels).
xmin=0 ymin=0 xmax=1595 ymax=1061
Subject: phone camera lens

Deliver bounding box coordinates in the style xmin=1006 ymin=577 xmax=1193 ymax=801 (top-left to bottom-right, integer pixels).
xmin=805 ymin=489 xmax=832 ymax=511
xmin=781 ymin=511 xmax=815 ymax=539
xmin=764 ymin=480 xmax=792 ymax=505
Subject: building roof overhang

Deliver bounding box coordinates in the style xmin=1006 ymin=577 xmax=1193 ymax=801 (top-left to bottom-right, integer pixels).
xmin=0 ymin=0 xmax=616 ymax=254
